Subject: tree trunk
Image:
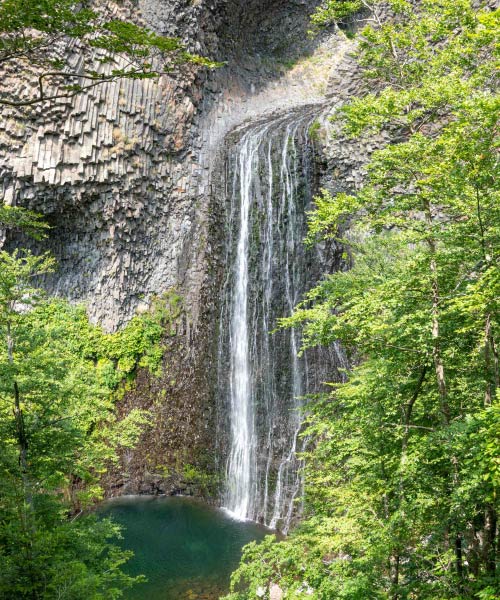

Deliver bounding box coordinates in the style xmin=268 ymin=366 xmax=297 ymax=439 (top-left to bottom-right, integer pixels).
xmin=430 ymin=256 xmax=450 ymax=424
xmin=7 ymin=320 xmax=36 ymax=596
xmin=455 ymin=534 xmax=464 ymax=586
xmin=402 ymin=365 xmax=428 ymax=453
xmin=484 ymin=314 xmax=494 ymax=407
xmin=482 ymin=315 xmax=498 ymax=575
xmin=484 ymin=504 xmax=497 ymax=576
xmin=390 ymin=553 xmax=400 ymax=600
xmin=7 ymin=322 xmax=30 ymax=490
xmin=423 ymin=200 xmax=466 ymax=588
xmin=423 ymin=201 xmax=450 ymax=425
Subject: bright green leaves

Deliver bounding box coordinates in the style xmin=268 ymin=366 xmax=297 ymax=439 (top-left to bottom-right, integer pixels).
xmin=0 ymin=249 xmax=180 ymax=597
xmin=0 ymin=204 xmax=50 ymax=240
xmin=0 ymin=0 xmax=220 ymax=106
xmin=0 ymin=0 xmax=96 ymax=36
xmin=93 ymin=20 xmax=222 ymax=69
xmin=0 ymin=255 xmax=178 ymax=501
xmin=227 ymin=1 xmax=499 ymax=598
xmin=0 ymin=249 xmax=55 ymax=319
xmin=305 ymin=189 xmax=360 ymax=246
xmin=310 ymin=0 xmax=411 ymax=31
xmin=0 ymin=511 xmax=144 ymax=599
xmin=333 ymin=2 xmax=499 ymax=138
xmin=37 ymin=290 xmax=182 ymax=388
xmin=310 ymin=0 xmax=364 ymax=29
xmin=97 ymin=20 xmax=181 ymax=53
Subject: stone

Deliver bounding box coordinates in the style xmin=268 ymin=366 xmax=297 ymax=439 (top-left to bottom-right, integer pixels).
xmin=0 ymin=0 xmax=378 ymax=499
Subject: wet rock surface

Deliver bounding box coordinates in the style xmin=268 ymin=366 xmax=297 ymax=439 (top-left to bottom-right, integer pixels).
xmin=1 ymin=0 xmax=379 ymax=499
xmin=216 ymin=107 xmax=351 ymax=531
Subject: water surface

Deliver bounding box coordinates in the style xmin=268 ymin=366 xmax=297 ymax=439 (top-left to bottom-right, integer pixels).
xmin=99 ymin=496 xmax=268 ymax=600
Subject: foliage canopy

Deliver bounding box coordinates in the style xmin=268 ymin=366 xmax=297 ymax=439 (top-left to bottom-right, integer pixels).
xmin=224 ymin=1 xmax=499 ymax=598
xmin=0 ymin=249 xmax=180 ymax=597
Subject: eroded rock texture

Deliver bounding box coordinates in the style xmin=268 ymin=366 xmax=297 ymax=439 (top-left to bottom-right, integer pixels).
xmin=0 ymin=0 xmax=377 ymax=497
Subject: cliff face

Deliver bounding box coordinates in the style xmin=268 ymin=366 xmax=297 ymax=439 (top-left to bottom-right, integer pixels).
xmin=1 ymin=0 xmax=329 ymax=330
xmin=0 ymin=0 xmax=376 ymax=497
xmin=2 ymin=1 xmax=213 ymax=332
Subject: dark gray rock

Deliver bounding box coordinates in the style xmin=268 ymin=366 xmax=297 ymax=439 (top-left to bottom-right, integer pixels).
xmin=0 ymin=0 xmax=377 ymax=500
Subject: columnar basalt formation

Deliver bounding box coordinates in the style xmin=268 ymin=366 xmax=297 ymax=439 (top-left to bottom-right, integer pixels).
xmin=0 ymin=0 xmax=379 ymax=501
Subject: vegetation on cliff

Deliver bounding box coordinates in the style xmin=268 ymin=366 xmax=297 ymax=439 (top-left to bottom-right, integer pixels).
xmin=0 ymin=0 xmax=497 ymax=598
xmin=0 ymin=247 xmax=180 ymax=597
xmin=225 ymin=1 xmax=499 ymax=598
xmin=0 ymin=1 xmax=198 ymax=597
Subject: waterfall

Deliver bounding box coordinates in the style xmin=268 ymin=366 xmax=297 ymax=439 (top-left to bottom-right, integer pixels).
xmin=224 ymin=125 xmax=268 ymax=519
xmin=218 ymin=108 xmax=320 ymax=531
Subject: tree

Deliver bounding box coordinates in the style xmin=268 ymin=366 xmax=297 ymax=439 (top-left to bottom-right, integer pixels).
xmin=0 ymin=249 xmax=180 ymax=598
xmin=0 ymin=0 xmax=219 ymax=107
xmin=224 ymin=1 xmax=499 ymax=598
xmin=0 ymin=1 xmax=201 ymax=596
xmin=0 ymin=205 xmax=49 ymax=239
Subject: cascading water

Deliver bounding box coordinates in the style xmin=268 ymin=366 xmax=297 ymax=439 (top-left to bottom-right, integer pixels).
xmin=217 ymin=107 xmax=327 ymax=532
xmin=224 ymin=124 xmax=266 ymax=519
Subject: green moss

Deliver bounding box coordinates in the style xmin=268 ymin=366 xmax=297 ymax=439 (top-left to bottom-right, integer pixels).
xmin=183 ymin=463 xmax=221 ymax=496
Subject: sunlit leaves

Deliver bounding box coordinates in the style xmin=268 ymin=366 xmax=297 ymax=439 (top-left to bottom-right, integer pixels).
xmin=0 ymin=251 xmax=180 ymax=596
xmin=0 ymin=204 xmax=50 ymax=240
xmin=0 ymin=0 xmax=220 ymax=106
xmin=226 ymin=1 xmax=499 ymax=598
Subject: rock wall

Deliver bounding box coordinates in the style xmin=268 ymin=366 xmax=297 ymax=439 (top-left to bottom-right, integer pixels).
xmin=0 ymin=0 xmax=377 ymax=497
xmin=1 ymin=1 xmax=212 ymax=331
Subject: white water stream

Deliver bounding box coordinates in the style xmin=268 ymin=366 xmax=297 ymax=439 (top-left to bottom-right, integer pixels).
xmin=220 ymin=110 xmax=318 ymax=531
xmin=225 ymin=125 xmax=270 ymax=519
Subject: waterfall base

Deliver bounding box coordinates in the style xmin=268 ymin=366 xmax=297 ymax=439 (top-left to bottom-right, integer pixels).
xmin=99 ymin=496 xmax=267 ymax=599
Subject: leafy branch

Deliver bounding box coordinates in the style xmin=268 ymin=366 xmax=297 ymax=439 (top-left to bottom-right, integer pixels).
xmin=0 ymin=0 xmax=221 ymax=107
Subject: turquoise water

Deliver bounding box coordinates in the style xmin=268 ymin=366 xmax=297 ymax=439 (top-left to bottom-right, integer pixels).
xmin=99 ymin=496 xmax=268 ymax=600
